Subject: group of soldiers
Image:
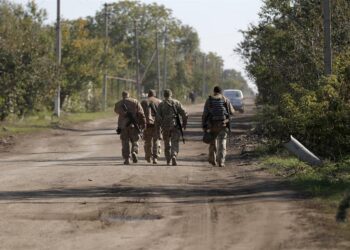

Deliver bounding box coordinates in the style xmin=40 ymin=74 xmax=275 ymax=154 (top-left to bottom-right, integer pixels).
xmin=114 ymin=86 xmax=234 ymax=167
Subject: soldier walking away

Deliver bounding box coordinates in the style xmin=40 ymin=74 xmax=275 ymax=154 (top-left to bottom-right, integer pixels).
xmin=115 ymin=91 xmax=146 ymax=165
xmin=202 ymin=86 xmax=235 ymax=167
xmin=141 ymin=89 xmax=162 ymax=164
xmin=157 ymin=89 xmax=188 ymax=166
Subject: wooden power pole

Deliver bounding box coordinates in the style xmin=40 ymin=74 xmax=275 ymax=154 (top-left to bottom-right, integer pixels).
xmin=156 ymin=29 xmax=161 ymax=98
xmin=54 ymin=0 xmax=61 ymax=117
xmin=134 ymin=21 xmax=141 ymax=99
xmin=163 ymin=27 xmax=168 ymax=94
xmin=102 ymin=3 xmax=109 ymax=111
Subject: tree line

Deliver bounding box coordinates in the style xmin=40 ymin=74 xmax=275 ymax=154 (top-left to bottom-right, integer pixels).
xmin=238 ymin=0 xmax=350 ymax=159
xmin=0 ymin=0 xmax=249 ymax=120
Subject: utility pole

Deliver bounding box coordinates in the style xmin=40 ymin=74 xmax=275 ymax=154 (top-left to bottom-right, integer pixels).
xmin=202 ymin=54 xmax=207 ymax=97
xmin=134 ymin=20 xmax=141 ymax=99
xmin=163 ymin=27 xmax=168 ymax=93
xmin=54 ymin=0 xmax=61 ymax=117
xmin=155 ymin=28 xmax=161 ymax=98
xmin=102 ymin=3 xmax=109 ymax=111
xmin=322 ymin=0 xmax=332 ymax=75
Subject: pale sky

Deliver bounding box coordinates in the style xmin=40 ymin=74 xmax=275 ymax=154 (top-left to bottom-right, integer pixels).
xmin=12 ymin=0 xmax=263 ymax=88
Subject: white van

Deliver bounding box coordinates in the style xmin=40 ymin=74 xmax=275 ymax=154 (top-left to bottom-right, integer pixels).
xmin=223 ymin=89 xmax=244 ymax=113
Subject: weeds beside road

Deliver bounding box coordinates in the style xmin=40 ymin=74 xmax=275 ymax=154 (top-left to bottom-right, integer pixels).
xmin=0 ymin=111 xmax=113 ymax=151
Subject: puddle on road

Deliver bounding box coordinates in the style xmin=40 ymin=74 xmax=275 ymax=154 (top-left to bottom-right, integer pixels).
xmin=101 ymin=214 xmax=162 ymax=223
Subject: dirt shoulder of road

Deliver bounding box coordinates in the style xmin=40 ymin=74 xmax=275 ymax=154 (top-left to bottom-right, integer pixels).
xmin=228 ymin=101 xmax=350 ymax=247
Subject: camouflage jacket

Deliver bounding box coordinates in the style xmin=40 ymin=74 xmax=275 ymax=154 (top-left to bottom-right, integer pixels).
xmin=202 ymin=94 xmax=235 ymax=129
xmin=156 ymin=98 xmax=188 ymax=129
xmin=141 ymin=96 xmax=161 ymax=125
xmin=114 ymin=97 xmax=146 ymax=129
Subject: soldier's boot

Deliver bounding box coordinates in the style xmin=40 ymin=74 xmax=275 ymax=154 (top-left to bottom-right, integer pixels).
xmin=166 ymin=158 xmax=171 ymax=166
xmin=145 ymin=157 xmax=151 ymax=163
xmin=152 ymin=158 xmax=158 ymax=165
xmin=124 ymin=158 xmax=130 ymax=165
xmin=208 ymin=160 xmax=217 ymax=166
xmin=132 ymin=152 xmax=138 ymax=163
xmin=218 ymin=161 xmax=225 ymax=167
xmin=171 ymin=156 xmax=177 ymax=166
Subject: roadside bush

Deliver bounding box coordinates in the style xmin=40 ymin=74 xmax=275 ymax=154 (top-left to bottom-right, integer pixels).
xmin=256 ymin=75 xmax=350 ymax=160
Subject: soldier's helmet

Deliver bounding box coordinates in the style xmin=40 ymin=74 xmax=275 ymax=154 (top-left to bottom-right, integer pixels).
xmin=148 ymin=89 xmax=156 ymax=97
xmin=213 ymin=86 xmax=222 ymax=94
xmin=122 ymin=91 xmax=129 ymax=98
xmin=163 ymin=89 xmax=172 ymax=98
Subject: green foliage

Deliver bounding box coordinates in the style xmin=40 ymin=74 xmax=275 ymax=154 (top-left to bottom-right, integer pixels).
xmin=0 ymin=0 xmax=251 ymax=120
xmin=0 ymin=1 xmax=56 ymax=120
xmin=239 ymin=0 xmax=350 ymax=159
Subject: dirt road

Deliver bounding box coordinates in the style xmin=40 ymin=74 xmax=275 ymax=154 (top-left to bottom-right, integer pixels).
xmin=0 ymin=99 xmax=347 ymax=250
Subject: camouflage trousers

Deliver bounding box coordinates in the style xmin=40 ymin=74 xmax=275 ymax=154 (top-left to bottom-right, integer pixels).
xmin=162 ymin=126 xmax=181 ymax=162
xmin=143 ymin=125 xmax=160 ymax=160
xmin=208 ymin=127 xmax=228 ymax=165
xmin=120 ymin=126 xmax=140 ymax=160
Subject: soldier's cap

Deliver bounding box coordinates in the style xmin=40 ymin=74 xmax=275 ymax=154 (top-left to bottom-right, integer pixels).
xmin=148 ymin=89 xmax=156 ymax=97
xmin=213 ymin=86 xmax=222 ymax=94
xmin=163 ymin=89 xmax=172 ymax=98
xmin=122 ymin=91 xmax=129 ymax=98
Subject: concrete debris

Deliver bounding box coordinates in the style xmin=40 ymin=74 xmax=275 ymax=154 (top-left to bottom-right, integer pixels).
xmin=284 ymin=135 xmax=323 ymax=166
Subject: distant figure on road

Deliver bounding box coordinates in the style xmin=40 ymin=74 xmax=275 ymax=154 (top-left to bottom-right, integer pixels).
xmin=141 ymin=89 xmax=162 ymax=164
xmin=202 ymin=86 xmax=235 ymax=167
xmin=156 ymin=89 xmax=188 ymax=166
xmin=114 ymin=91 xmax=146 ymax=165
xmin=189 ymin=91 xmax=196 ymax=104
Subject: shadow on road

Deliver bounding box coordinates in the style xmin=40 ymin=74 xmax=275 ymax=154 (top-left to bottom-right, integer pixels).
xmin=0 ymin=180 xmax=300 ymax=205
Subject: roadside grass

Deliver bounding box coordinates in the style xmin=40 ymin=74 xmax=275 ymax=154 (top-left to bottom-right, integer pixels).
xmin=260 ymin=154 xmax=350 ymax=226
xmin=0 ymin=110 xmax=113 ymax=137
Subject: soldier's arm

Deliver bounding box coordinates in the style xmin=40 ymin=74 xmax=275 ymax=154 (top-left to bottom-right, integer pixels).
xmin=225 ymin=98 xmax=235 ymax=115
xmin=154 ymin=103 xmax=163 ymax=139
xmin=177 ymin=101 xmax=188 ymax=129
xmin=202 ymin=99 xmax=210 ymax=129
xmin=114 ymin=102 xmax=120 ymax=114
xmin=136 ymin=102 xmax=146 ymax=128
xmin=155 ymin=103 xmax=162 ymax=124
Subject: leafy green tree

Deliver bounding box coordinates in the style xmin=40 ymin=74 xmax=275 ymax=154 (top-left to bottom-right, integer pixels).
xmin=238 ymin=0 xmax=350 ymax=158
xmin=0 ymin=0 xmax=56 ymax=120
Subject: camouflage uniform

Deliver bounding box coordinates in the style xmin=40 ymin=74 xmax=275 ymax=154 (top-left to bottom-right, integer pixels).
xmin=157 ymin=97 xmax=187 ymax=165
xmin=115 ymin=97 xmax=146 ymax=164
xmin=202 ymin=93 xmax=234 ymax=167
xmin=141 ymin=96 xmax=161 ymax=163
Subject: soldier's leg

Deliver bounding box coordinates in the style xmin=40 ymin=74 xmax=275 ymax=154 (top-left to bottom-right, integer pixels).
xmin=171 ymin=128 xmax=180 ymax=158
xmin=217 ymin=128 xmax=228 ymax=167
xmin=170 ymin=128 xmax=180 ymax=166
xmin=122 ymin=139 xmax=130 ymax=160
xmin=143 ymin=128 xmax=152 ymax=162
xmin=121 ymin=129 xmax=131 ymax=163
xmin=163 ymin=130 xmax=171 ymax=164
xmin=130 ymin=127 xmax=140 ymax=163
xmin=152 ymin=130 xmax=160 ymax=158
xmin=152 ymin=136 xmax=160 ymax=164
xmin=208 ymin=139 xmax=217 ymax=165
